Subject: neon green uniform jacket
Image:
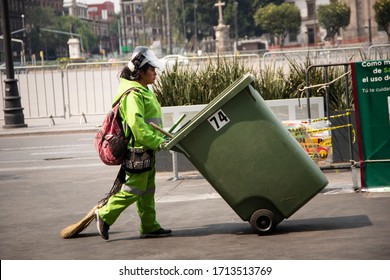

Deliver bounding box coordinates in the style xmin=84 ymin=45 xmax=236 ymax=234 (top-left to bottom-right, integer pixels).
xmin=98 ymin=78 xmax=165 ymax=234
xmin=114 ymin=78 xmax=165 ymax=150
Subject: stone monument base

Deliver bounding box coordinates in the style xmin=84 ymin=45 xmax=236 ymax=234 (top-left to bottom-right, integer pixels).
xmin=214 ymin=24 xmax=232 ymax=52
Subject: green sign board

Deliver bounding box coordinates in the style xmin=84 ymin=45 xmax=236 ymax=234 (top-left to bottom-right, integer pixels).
xmin=121 ymin=45 xmax=133 ymax=53
xmin=351 ymin=60 xmax=390 ymax=190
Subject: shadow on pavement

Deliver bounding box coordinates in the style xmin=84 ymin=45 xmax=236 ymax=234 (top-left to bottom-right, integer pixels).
xmin=275 ymin=215 xmax=372 ymax=233
xmin=66 ymin=215 xmax=372 ymax=241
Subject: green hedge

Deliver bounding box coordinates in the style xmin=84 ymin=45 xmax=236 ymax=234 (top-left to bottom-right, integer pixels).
xmin=153 ymin=55 xmax=354 ymax=113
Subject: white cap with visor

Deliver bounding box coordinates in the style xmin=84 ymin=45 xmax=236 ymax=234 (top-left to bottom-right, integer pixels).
xmin=128 ymin=46 xmax=163 ymax=71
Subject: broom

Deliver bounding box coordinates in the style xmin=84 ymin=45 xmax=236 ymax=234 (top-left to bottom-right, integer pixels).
xmin=60 ymin=204 xmax=101 ymax=238
xmin=60 ymin=116 xmax=185 ymax=239
xmin=60 ymin=167 xmax=125 ymax=238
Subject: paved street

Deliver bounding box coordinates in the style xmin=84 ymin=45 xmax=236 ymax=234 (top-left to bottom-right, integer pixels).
xmin=0 ymin=126 xmax=389 ymax=261
xmin=0 ymin=118 xmax=389 ymax=280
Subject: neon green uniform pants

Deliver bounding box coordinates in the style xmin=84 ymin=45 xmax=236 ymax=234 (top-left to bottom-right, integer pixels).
xmin=97 ymin=166 xmax=161 ymax=234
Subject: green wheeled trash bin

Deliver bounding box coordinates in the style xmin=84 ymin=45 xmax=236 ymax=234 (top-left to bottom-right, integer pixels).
xmin=164 ymin=74 xmax=328 ymax=234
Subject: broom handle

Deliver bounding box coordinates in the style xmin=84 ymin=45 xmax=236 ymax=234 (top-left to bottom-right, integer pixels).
xmin=168 ymin=114 xmax=186 ymax=133
xmin=149 ymin=122 xmax=174 ymax=139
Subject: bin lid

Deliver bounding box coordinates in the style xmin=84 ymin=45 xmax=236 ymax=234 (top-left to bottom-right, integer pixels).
xmin=165 ymin=73 xmax=255 ymax=150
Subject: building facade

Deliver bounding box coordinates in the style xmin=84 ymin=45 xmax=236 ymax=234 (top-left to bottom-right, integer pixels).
xmin=283 ymin=0 xmax=387 ymax=48
xmin=88 ymin=1 xmax=115 ymax=22
xmin=120 ymin=0 xmax=166 ymax=55
xmin=0 ymin=0 xmax=117 ymax=62
xmin=0 ymin=0 xmax=63 ymax=62
xmin=87 ymin=1 xmax=117 ymax=54
xmin=63 ymin=0 xmax=88 ymax=18
xmin=341 ymin=0 xmax=386 ymax=44
xmin=64 ymin=0 xmax=117 ymax=55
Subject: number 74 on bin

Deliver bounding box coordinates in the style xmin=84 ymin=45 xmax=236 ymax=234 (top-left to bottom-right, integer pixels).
xmin=208 ymin=109 xmax=230 ymax=131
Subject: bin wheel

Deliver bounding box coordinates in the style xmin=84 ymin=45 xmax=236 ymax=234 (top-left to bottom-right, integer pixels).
xmin=250 ymin=209 xmax=275 ymax=234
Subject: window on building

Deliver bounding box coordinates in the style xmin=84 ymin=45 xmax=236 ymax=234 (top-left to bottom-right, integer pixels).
xmin=135 ymin=4 xmax=142 ymax=14
xmin=289 ymin=32 xmax=298 ymax=42
xmin=307 ymin=0 xmax=315 ymax=18
xmin=306 ymin=25 xmax=316 ymax=44
xmin=102 ymin=9 xmax=108 ymax=20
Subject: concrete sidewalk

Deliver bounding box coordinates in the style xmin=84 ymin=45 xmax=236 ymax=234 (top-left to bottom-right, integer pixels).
xmin=0 ymin=116 xmax=103 ymax=137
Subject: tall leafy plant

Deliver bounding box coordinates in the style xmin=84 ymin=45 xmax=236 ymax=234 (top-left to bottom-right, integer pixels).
xmin=153 ymin=54 xmax=354 ymax=113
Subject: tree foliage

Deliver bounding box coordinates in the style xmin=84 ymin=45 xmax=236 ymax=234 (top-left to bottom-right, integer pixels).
xmin=25 ymin=6 xmax=58 ymax=55
xmin=223 ymin=0 xmax=283 ymax=39
xmin=317 ymin=1 xmax=351 ymax=43
xmin=25 ymin=6 xmax=98 ymax=58
xmin=65 ymin=17 xmax=98 ymax=53
xmin=253 ymin=3 xmax=301 ymax=48
xmin=374 ymin=0 xmax=390 ymax=42
xmin=144 ymin=0 xmax=283 ymax=53
xmin=22 ymin=1 xmax=289 ymax=58
xmin=144 ymin=0 xmax=217 ymax=52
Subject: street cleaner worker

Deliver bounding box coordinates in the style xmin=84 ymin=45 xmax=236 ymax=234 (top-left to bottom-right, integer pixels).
xmin=95 ymin=46 xmax=171 ymax=240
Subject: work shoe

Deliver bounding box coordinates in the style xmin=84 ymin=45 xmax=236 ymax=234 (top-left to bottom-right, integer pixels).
xmin=95 ymin=209 xmax=110 ymax=240
xmin=140 ymin=228 xmax=172 ymax=238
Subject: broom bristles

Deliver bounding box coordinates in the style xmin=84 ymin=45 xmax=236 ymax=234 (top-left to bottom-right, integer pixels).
xmin=60 ymin=167 xmax=124 ymax=239
xmin=60 ymin=204 xmax=99 ymax=238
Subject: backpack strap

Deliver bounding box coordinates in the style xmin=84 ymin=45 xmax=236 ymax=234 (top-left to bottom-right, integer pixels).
xmin=112 ymin=87 xmax=140 ymax=108
xmin=115 ymin=87 xmax=144 ymax=147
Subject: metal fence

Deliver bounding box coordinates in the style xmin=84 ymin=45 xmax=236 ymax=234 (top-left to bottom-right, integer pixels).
xmin=262 ymin=44 xmax=390 ymax=71
xmin=1 ymin=44 xmax=389 ymax=123
xmin=0 ymin=65 xmax=66 ymax=120
xmin=263 ymin=46 xmax=365 ymax=68
xmin=0 ymin=62 xmax=127 ymax=122
xmin=304 ymin=62 xmax=358 ymax=187
xmin=64 ymin=61 xmax=126 ymax=118
xmin=367 ymin=44 xmax=390 ymax=60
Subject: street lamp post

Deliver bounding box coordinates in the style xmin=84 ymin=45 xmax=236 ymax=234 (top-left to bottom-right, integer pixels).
xmin=21 ymin=14 xmax=26 ymax=64
xmin=141 ymin=0 xmax=147 ymax=45
xmin=21 ymin=14 xmax=25 ymax=35
xmin=367 ymin=0 xmax=372 ymax=45
xmin=120 ymin=1 xmax=128 ymax=52
xmin=234 ymin=1 xmax=238 ymax=52
xmin=165 ymin=0 xmax=172 ymax=54
xmin=118 ymin=16 xmax=122 ymax=55
xmin=194 ymin=0 xmax=198 ymax=52
xmin=0 ymin=0 xmax=27 ymax=128
xmin=181 ymin=0 xmax=186 ymax=48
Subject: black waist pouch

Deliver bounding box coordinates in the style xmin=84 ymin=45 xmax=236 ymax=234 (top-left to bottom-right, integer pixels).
xmin=122 ymin=148 xmax=154 ymax=173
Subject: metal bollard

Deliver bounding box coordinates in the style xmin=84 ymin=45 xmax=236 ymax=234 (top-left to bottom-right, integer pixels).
xmin=350 ymin=160 xmax=360 ymax=192
xmin=170 ymin=150 xmax=181 ymax=181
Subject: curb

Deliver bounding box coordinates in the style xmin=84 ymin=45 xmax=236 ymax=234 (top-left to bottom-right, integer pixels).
xmin=0 ymin=115 xmax=104 ymax=138
xmin=0 ymin=127 xmax=98 ymax=137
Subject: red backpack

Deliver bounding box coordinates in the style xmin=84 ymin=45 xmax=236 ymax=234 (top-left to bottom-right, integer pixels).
xmin=95 ymin=88 xmax=138 ymax=165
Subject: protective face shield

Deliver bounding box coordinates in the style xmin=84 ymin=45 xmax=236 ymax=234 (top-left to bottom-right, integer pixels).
xmin=128 ymin=46 xmax=163 ymax=71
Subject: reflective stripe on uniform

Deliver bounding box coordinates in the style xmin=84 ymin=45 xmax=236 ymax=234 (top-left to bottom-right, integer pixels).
xmin=121 ymin=184 xmax=156 ymax=196
xmin=145 ymin=117 xmax=162 ymax=126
